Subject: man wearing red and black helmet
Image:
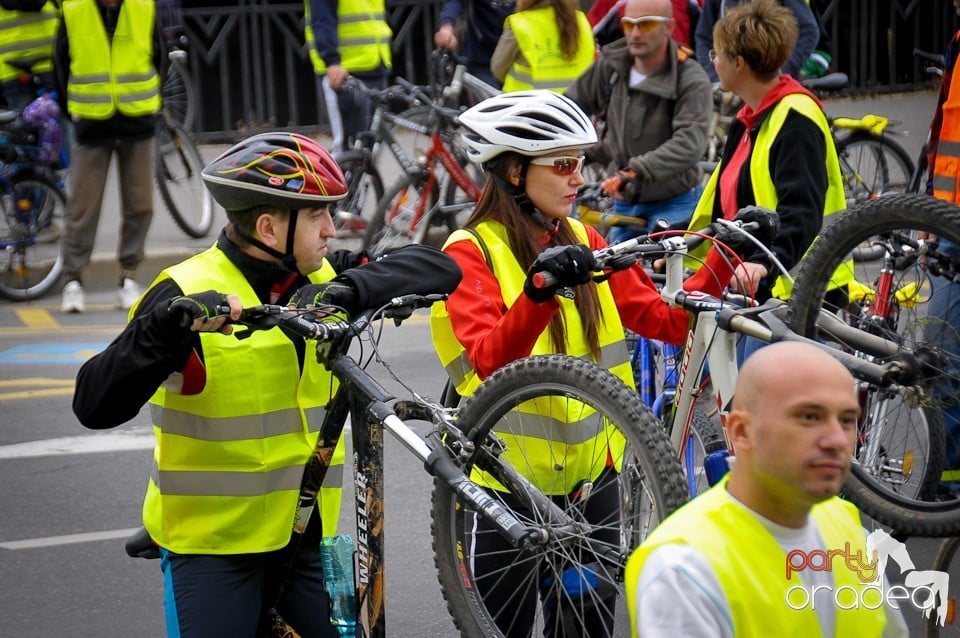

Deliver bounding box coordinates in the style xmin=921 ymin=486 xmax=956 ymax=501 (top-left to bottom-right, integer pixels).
xmin=72 ymin=132 xmax=461 ymax=638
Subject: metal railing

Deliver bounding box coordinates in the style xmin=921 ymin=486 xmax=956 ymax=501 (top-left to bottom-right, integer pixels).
xmin=177 ymin=0 xmax=957 ymax=140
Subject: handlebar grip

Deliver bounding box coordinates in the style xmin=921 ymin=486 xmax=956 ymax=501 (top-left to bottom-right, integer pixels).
xmin=531 ymin=271 xmax=556 ymax=289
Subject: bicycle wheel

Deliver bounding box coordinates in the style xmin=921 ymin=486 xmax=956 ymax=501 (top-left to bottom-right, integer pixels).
xmin=788 ymin=193 xmax=960 ymax=536
xmin=0 ymin=175 xmax=65 ymax=301
xmin=332 ymin=148 xmax=383 ymax=238
xmin=155 ymin=121 xmax=214 ymax=239
xmin=837 ymin=132 xmax=915 ymax=207
xmin=363 ymin=172 xmax=438 ymax=252
xmin=924 ymin=536 xmax=960 ymax=637
xmin=431 ymin=354 xmax=688 ymax=638
xmin=162 ymin=55 xmax=196 ymax=132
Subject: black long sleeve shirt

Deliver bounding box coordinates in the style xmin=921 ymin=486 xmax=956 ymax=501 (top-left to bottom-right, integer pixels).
xmin=73 ymin=233 xmax=462 ymax=429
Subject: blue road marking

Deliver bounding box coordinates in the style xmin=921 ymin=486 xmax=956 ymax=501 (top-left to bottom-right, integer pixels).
xmin=0 ymin=343 xmax=108 ymax=364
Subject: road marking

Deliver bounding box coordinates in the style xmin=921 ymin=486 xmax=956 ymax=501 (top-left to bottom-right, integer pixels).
xmin=0 ymin=377 xmax=75 ymax=401
xmin=14 ymin=307 xmax=59 ymax=329
xmin=0 ymin=342 xmax=107 ymax=364
xmin=0 ymin=432 xmax=155 ymax=459
xmin=0 ymin=528 xmax=141 ymax=550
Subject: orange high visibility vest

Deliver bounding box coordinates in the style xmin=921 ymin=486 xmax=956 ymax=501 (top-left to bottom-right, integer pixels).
xmin=932 ymin=58 xmax=960 ymax=202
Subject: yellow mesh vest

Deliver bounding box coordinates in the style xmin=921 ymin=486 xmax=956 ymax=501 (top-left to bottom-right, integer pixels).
xmin=0 ymin=2 xmax=59 ymax=83
xmin=688 ymin=94 xmax=852 ymax=298
xmin=304 ymin=0 xmax=391 ymax=75
xmin=137 ymin=247 xmax=346 ymax=553
xmin=625 ymin=478 xmax=888 ymax=637
xmin=502 ymin=7 xmax=595 ymax=93
xmin=63 ymin=0 xmax=160 ymax=120
xmin=431 ymin=219 xmax=633 ymax=494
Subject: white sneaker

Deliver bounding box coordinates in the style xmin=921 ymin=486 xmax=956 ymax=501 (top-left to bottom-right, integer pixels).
xmin=117 ymin=277 xmax=142 ymax=310
xmin=60 ymin=280 xmax=85 ymax=313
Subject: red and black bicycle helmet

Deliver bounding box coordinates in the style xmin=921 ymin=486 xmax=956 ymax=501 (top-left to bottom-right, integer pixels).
xmin=201 ymin=131 xmax=347 ymax=212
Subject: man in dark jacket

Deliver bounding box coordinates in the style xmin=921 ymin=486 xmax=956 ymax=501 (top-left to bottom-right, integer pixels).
xmin=567 ymin=0 xmax=711 ymax=242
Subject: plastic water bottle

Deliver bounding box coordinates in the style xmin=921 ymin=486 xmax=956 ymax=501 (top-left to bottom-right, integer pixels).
xmin=320 ymin=534 xmax=358 ymax=637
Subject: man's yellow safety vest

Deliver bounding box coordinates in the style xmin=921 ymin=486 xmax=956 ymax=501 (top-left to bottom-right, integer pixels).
xmin=431 ymin=219 xmax=634 ymax=494
xmin=625 ymin=478 xmax=888 ymax=637
xmin=0 ymin=2 xmax=59 ymax=83
xmin=688 ymin=93 xmax=851 ymax=299
xmin=63 ymin=0 xmax=161 ymax=120
xmin=304 ymin=0 xmax=391 ymax=75
xmin=137 ymin=247 xmax=346 ymax=554
xmin=502 ymin=7 xmax=595 ymax=93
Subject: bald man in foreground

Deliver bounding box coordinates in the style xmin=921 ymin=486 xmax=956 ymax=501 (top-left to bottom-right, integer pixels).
xmin=624 ymin=342 xmax=908 ymax=637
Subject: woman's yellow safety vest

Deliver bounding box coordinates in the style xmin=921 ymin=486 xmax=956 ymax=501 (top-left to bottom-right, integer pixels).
xmin=430 ymin=219 xmax=633 ymax=495
xmin=688 ymin=93 xmax=852 ymax=299
xmin=304 ymin=0 xmax=391 ymax=75
xmin=502 ymin=7 xmax=595 ymax=93
xmin=137 ymin=247 xmax=346 ymax=554
xmin=63 ymin=0 xmax=160 ymax=120
xmin=0 ymin=2 xmax=59 ymax=83
xmin=625 ymin=478 xmax=888 ymax=637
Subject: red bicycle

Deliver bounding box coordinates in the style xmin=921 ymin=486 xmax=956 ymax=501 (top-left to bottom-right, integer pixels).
xmin=363 ymin=77 xmax=483 ymax=252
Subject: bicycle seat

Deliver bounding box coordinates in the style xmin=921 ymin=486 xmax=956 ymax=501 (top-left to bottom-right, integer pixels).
xmin=6 ymin=56 xmax=52 ymax=75
xmin=833 ymin=114 xmax=890 ymax=135
xmin=800 ymin=72 xmax=849 ymax=92
xmin=124 ymin=526 xmax=161 ymax=560
xmin=0 ymin=109 xmax=17 ymax=124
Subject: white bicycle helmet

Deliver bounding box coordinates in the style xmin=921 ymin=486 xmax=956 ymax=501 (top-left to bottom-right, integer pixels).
xmin=458 ymin=90 xmax=598 ymax=164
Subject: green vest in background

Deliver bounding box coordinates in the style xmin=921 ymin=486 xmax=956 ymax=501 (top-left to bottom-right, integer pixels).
xmin=304 ymin=0 xmax=391 ymax=75
xmin=502 ymin=7 xmax=595 ymax=93
xmin=0 ymin=2 xmax=59 ymax=83
xmin=63 ymin=0 xmax=161 ymax=120
xmin=138 ymin=247 xmax=346 ymax=554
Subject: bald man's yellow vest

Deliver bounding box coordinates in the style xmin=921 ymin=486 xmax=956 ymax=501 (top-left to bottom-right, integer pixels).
xmin=625 ymin=478 xmax=887 ymax=637
xmin=136 ymin=246 xmax=346 ymax=553
xmin=431 ymin=219 xmax=634 ymax=495
xmin=0 ymin=2 xmax=59 ymax=83
xmin=688 ymin=93 xmax=852 ymax=299
xmin=304 ymin=0 xmax=391 ymax=75
xmin=63 ymin=0 xmax=160 ymax=120
xmin=502 ymin=7 xmax=595 ymax=93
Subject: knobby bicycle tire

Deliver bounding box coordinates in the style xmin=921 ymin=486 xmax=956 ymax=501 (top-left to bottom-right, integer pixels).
xmin=162 ymin=56 xmax=196 ymax=132
xmin=332 ymin=148 xmax=383 ymax=238
xmin=0 ymin=175 xmax=65 ymax=301
xmin=837 ymin=132 xmax=915 ymax=208
xmin=430 ymin=354 xmax=688 ymax=638
xmin=155 ymin=121 xmax=215 ymax=239
xmin=788 ymin=193 xmax=960 ymax=536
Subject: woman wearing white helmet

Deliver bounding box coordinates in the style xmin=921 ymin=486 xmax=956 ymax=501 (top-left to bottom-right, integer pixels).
xmin=429 ymin=90 xmax=736 ymax=636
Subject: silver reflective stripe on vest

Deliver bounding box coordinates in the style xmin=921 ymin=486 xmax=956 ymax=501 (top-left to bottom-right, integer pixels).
xmin=0 ymin=36 xmax=54 ymax=55
xmin=118 ymin=87 xmax=160 ymax=103
xmin=494 ymin=409 xmax=606 ymax=446
xmin=66 ymin=90 xmax=111 ymax=103
xmin=339 ymin=13 xmax=386 ymax=23
xmin=446 ymin=342 xmax=629 ymax=389
xmin=115 ymin=72 xmax=157 ymax=82
xmin=150 ymin=404 xmax=327 ymax=441
xmin=505 ymin=68 xmax=572 ymax=90
xmin=68 ymin=72 xmax=110 ymax=84
xmin=150 ymin=460 xmax=344 ymax=496
xmin=340 ymin=35 xmax=384 ymax=46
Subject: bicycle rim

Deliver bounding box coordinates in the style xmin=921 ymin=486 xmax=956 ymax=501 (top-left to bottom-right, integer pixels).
xmin=332 ymin=150 xmax=382 ymax=238
xmin=431 ymin=355 xmax=687 ymax=638
xmin=837 ymin=133 xmax=915 ymax=207
xmin=155 ymin=122 xmax=215 ymax=238
xmin=364 ymin=173 xmax=437 ymax=253
xmin=788 ymin=193 xmax=960 ymax=536
xmin=0 ymin=176 xmax=65 ymax=301
xmin=162 ymin=57 xmax=196 ymax=132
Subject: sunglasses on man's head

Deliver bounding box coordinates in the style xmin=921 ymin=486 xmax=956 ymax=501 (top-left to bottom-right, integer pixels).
xmin=620 ymin=16 xmax=670 ymax=33
xmin=528 ymin=156 xmax=584 ymax=176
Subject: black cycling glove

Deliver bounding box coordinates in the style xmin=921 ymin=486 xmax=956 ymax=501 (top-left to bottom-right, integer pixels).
xmin=167 ymin=290 xmax=229 ymax=329
xmin=523 ymin=244 xmax=597 ymax=303
xmin=289 ymin=280 xmax=357 ymax=314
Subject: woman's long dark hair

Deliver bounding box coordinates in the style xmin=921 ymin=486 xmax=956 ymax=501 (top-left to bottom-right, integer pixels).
xmin=465 ymin=152 xmax=603 ymax=359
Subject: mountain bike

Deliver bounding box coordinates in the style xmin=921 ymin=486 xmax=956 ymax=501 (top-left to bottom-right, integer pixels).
xmin=154 ymin=107 xmax=214 ymax=239
xmin=786 ymin=193 xmax=960 ymax=537
xmin=126 ymin=295 xmax=688 ymax=637
xmin=538 ymin=198 xmax=960 ymax=536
